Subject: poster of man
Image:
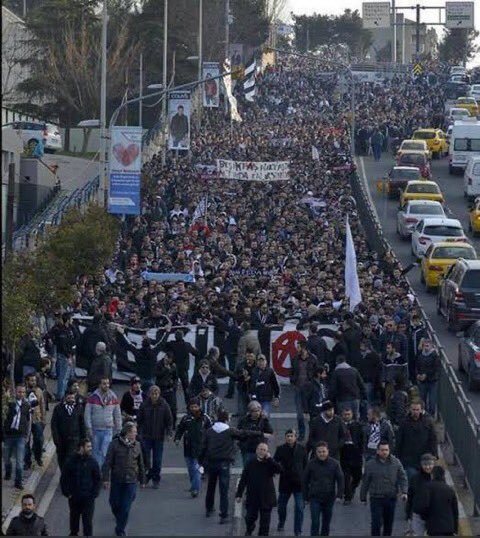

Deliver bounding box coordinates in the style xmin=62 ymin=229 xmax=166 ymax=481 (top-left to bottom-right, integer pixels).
xmin=202 ymin=62 xmax=219 ymax=108
xmin=229 ymin=43 xmax=244 ymax=79
xmin=168 ymin=91 xmax=191 ymax=150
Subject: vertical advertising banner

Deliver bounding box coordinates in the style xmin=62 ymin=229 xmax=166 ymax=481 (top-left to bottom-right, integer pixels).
xmin=108 ymin=126 xmax=142 ymax=215
xmin=229 ymin=43 xmax=244 ymax=79
xmin=202 ymin=62 xmax=220 ymax=108
xmin=168 ymin=91 xmax=191 ymax=150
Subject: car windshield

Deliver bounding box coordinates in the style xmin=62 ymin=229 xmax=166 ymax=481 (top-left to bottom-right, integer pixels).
xmin=461 ymin=270 xmax=480 ymax=289
xmin=414 ymin=131 xmax=435 ymax=140
xmin=423 ymin=225 xmax=463 ymax=237
xmin=402 ymin=142 xmax=424 ymax=151
xmin=400 ymin=154 xmax=426 ymax=165
xmin=410 ymin=205 xmax=443 ymax=215
xmin=432 ymin=247 xmax=476 ymax=259
xmin=407 ymin=184 xmax=438 ymax=194
xmin=391 ymin=169 xmax=420 ymax=180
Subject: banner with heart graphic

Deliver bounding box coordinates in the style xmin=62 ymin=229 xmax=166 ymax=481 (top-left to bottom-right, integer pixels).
xmin=108 ymin=126 xmax=142 ymax=215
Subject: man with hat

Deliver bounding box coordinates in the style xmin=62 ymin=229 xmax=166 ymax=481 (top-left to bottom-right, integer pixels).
xmin=306 ymin=401 xmax=347 ymax=460
xmin=120 ymin=377 xmax=147 ymax=423
xmin=406 ymin=453 xmax=435 ymax=536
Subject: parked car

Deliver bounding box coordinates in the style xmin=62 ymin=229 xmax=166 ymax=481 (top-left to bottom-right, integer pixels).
xmin=397 ymin=200 xmax=446 ymax=239
xmin=397 ymin=151 xmax=431 ymax=178
xmin=384 ymin=166 xmax=422 ymax=199
xmin=437 ymin=259 xmax=480 ymax=331
xmin=411 ymin=217 xmax=466 ymax=259
xmin=1 ymin=121 xmax=62 ymax=153
xmin=458 ymin=321 xmax=480 ymax=391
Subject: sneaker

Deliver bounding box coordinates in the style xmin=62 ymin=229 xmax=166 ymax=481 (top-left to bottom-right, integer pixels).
xmin=152 ymin=480 xmax=160 ymax=489
xmin=191 ymin=490 xmax=198 ymax=498
xmin=206 ymin=509 xmax=215 ymax=518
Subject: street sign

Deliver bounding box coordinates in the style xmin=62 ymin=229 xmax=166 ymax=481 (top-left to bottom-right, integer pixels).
xmin=362 ymin=2 xmax=391 ymax=29
xmin=413 ymin=63 xmax=423 ymax=77
xmin=445 ymin=2 xmax=474 ymax=29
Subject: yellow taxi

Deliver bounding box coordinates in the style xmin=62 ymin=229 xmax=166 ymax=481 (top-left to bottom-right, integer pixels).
xmin=412 ymin=129 xmax=449 ymax=159
xmin=421 ymin=241 xmax=477 ymax=290
xmin=397 ymin=139 xmax=431 ymax=160
xmin=400 ymin=180 xmax=444 ymax=208
xmin=454 ymin=97 xmax=479 ymax=117
xmin=469 ymin=197 xmax=480 ymax=236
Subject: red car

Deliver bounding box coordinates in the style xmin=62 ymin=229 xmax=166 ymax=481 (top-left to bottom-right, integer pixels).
xmin=396 ymin=151 xmax=431 ymax=179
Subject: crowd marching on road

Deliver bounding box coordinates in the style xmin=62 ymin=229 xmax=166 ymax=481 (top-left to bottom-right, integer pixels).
xmin=2 ymin=54 xmax=466 ymax=537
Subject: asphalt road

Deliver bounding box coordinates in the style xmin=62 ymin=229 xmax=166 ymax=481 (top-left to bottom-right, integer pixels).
xmin=359 ymin=154 xmax=480 ymax=417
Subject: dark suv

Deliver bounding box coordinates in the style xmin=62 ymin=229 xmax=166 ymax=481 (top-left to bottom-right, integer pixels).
xmin=458 ymin=321 xmax=480 ymax=391
xmin=437 ymin=259 xmax=480 ymax=331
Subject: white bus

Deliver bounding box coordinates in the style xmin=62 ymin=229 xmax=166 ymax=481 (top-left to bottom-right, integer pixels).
xmin=449 ymin=119 xmax=480 ymax=174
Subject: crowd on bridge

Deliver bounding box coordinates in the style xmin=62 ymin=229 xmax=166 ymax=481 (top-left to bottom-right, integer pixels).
xmin=2 ymin=55 xmax=461 ymax=537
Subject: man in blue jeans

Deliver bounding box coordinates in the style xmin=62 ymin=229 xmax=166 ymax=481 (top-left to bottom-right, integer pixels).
xmin=302 ymin=441 xmax=344 ymax=536
xmin=103 ymin=422 xmax=146 ymax=536
xmin=360 ymin=442 xmax=408 ymax=536
xmin=274 ymin=429 xmax=308 ymax=536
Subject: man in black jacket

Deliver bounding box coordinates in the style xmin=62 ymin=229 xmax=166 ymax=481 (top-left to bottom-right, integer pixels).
xmin=87 ymin=342 xmax=113 ymax=393
xmin=303 ymin=441 xmax=344 ymax=536
xmin=340 ymin=407 xmax=365 ymax=504
xmin=120 ymin=377 xmax=146 ymax=422
xmin=304 ymin=367 xmax=329 ymax=419
xmin=200 ymin=410 xmax=264 ymax=524
xmin=274 ymin=430 xmax=308 ymax=536
xmin=249 ymin=355 xmax=280 ymax=416
xmin=51 ymin=390 xmax=87 ymax=471
xmin=357 ymin=339 xmax=382 ymax=420
xmin=406 ymin=453 xmax=434 ymax=536
xmin=236 ymin=442 xmax=283 ymax=536
xmin=237 ymin=401 xmax=274 ymax=467
xmin=306 ymin=323 xmax=328 ymax=365
xmin=415 ymin=339 xmax=440 ymax=417
xmin=307 ymin=400 xmax=347 ymax=460
xmin=155 ymin=351 xmax=178 ymax=428
xmin=165 ymin=330 xmax=200 ymax=405
xmin=417 ymin=466 xmax=459 ymax=536
xmin=49 ymin=313 xmax=76 ymax=401
xmin=328 ymin=355 xmax=366 ymax=420
xmin=60 ymin=438 xmax=101 ymax=537
xmin=5 ymin=494 xmax=48 ymax=536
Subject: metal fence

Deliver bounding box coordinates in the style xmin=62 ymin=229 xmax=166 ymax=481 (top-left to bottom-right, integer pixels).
xmin=350 ymin=169 xmax=480 ymax=515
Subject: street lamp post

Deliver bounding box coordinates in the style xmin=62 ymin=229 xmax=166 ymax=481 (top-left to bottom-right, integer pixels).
xmin=99 ymin=0 xmax=108 ymax=206
xmin=267 ymin=47 xmax=356 ymax=156
xmin=161 ymin=0 xmax=168 ymax=166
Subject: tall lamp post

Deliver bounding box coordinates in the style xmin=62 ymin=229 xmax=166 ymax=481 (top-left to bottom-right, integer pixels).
xmin=265 ymin=47 xmax=356 ymax=156
xmin=99 ymin=0 xmax=108 ymax=206
xmin=161 ymin=0 xmax=168 ymax=166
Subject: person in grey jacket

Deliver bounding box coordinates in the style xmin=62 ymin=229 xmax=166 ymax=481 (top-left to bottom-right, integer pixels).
xmin=360 ymin=442 xmax=408 ymax=537
xmin=102 ymin=422 xmax=145 ymax=537
xmin=237 ymin=322 xmax=261 ymax=361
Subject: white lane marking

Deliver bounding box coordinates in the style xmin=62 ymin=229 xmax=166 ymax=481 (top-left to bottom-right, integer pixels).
xmin=37 ymin=468 xmax=60 ymax=517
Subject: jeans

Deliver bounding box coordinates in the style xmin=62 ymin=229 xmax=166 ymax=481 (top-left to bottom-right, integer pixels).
xmin=341 ymin=461 xmax=362 ymax=501
xmin=278 ymin=491 xmax=304 ymax=535
xmin=69 ymin=497 xmax=95 ymax=536
xmin=337 ymin=399 xmax=360 ymax=420
xmin=56 ymin=354 xmax=73 ymax=400
xmin=370 ymin=496 xmax=397 ymax=536
xmin=163 ymin=389 xmax=177 ymax=428
xmin=205 ymin=461 xmax=231 ymax=518
xmin=259 ymin=401 xmax=271 ymax=416
xmin=141 ymin=438 xmax=164 ymax=482
xmin=373 ymin=144 xmax=382 ymax=161
xmin=185 ymin=457 xmax=201 ymax=492
xmin=92 ymin=429 xmax=113 ymax=468
xmin=242 ymin=451 xmax=256 ymax=468
xmin=245 ymin=505 xmax=272 ymax=536
xmin=411 ymin=512 xmax=426 ymax=536
xmin=310 ymin=498 xmax=335 ymax=536
xmin=109 ymin=482 xmax=137 ymax=536
xmin=293 ymin=386 xmax=306 ymax=439
xmin=419 ymin=380 xmax=438 ymax=417
xmin=24 ymin=422 xmax=44 ymax=466
xmin=4 ymin=436 xmax=26 ymax=485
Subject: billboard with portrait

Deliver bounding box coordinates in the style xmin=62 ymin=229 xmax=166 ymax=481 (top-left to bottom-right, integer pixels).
xmin=168 ymin=91 xmax=191 ymax=150
xmin=202 ymin=62 xmax=220 ymax=108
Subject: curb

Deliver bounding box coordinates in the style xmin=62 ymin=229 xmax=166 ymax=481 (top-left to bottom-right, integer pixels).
xmin=1 ymin=439 xmax=56 ymax=534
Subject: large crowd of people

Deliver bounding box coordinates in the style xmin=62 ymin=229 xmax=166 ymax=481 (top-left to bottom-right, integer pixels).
xmin=3 ymin=55 xmax=461 ymax=537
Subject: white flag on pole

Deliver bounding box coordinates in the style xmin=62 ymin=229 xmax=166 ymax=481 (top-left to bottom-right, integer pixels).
xmin=344 ymin=215 xmax=362 ymax=312
xmin=192 ymin=197 xmax=208 ymax=221
xmin=223 ymin=59 xmax=242 ymax=122
xmin=312 ymin=145 xmax=319 ymax=161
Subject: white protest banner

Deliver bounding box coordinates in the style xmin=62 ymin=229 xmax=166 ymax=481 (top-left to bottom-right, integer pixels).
xmin=216 ymin=159 xmax=290 ymax=181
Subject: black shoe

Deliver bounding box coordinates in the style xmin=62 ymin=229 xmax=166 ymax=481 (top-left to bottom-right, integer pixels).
xmin=4 ymin=471 xmax=11 ymax=481
xmin=152 ymin=480 xmax=160 ymax=489
xmin=14 ymin=482 xmax=23 ymax=490
xmin=224 ymin=393 xmax=234 ymax=399
xmin=206 ymin=509 xmax=215 ymax=518
xmin=277 ymin=524 xmax=285 ymax=531
xmin=191 ymin=490 xmax=198 ymax=498
xmin=219 ymin=516 xmax=228 ymax=524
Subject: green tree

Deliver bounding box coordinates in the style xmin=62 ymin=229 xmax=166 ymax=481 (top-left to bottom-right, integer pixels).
xmin=438 ymin=28 xmax=479 ymax=65
xmin=333 ymin=9 xmax=372 ymax=60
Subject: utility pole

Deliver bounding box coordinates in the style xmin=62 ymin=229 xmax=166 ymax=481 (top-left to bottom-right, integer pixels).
xmin=416 ymin=3 xmax=421 ymax=58
xmin=5 ymin=163 xmax=15 ymax=255
xmin=161 ymin=0 xmax=168 ymax=166
xmin=99 ymin=0 xmax=107 ymax=207
xmin=198 ymin=0 xmax=203 ymax=82
xmin=306 ymin=28 xmax=310 ymax=52
xmin=225 ymin=0 xmax=230 ymax=62
xmin=392 ymin=0 xmax=397 ymax=63
xmin=139 ymin=52 xmax=143 ymax=128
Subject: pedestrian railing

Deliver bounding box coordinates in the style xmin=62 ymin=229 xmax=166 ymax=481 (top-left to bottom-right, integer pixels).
xmin=350 ymin=167 xmax=480 ymax=516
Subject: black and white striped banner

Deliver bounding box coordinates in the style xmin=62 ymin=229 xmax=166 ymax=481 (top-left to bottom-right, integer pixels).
xmin=243 ymin=57 xmax=256 ymax=102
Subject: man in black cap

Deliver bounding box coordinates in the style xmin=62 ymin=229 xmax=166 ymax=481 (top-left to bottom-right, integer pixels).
xmin=406 ymin=453 xmax=435 ymax=536
xmin=306 ymin=401 xmax=347 ymax=460
xmin=120 ymin=377 xmax=147 ymax=422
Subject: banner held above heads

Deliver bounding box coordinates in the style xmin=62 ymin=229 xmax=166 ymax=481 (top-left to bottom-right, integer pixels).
xmin=140 ymin=271 xmax=195 ymax=283
xmin=217 ymin=159 xmax=290 ymax=181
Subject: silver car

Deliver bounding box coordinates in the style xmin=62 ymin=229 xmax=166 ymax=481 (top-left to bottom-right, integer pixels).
xmin=458 ymin=321 xmax=480 ymax=391
xmin=396 ymin=200 xmax=446 ymax=239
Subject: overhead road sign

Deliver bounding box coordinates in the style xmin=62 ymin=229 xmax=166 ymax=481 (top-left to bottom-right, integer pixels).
xmin=413 ymin=63 xmax=423 ymax=77
xmin=445 ymin=2 xmax=474 ymax=29
xmin=362 ymin=2 xmax=391 ymax=29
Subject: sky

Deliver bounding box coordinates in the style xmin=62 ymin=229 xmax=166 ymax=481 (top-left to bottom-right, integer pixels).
xmin=286 ymin=0 xmax=480 ymax=67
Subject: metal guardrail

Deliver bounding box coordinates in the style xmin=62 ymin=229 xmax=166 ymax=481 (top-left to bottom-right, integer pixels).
xmin=350 ymin=168 xmax=480 ymax=515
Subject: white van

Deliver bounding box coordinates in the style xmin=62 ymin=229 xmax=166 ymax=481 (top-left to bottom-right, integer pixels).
xmin=449 ymin=119 xmax=480 ymax=174
xmin=464 ymin=155 xmax=480 ymax=199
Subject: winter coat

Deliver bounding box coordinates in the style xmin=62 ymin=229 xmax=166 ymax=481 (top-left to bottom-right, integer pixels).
xmin=406 ymin=469 xmax=431 ymax=519
xmin=198 ymin=394 xmax=223 ymax=422
xmin=6 ymin=513 xmax=48 ymax=536
xmin=102 ymin=434 xmax=146 ymax=484
xmin=175 ymin=412 xmax=213 ymax=458
xmin=3 ymin=399 xmax=31 ymax=438
xmin=303 ymin=457 xmax=344 ymax=502
xmin=51 ymin=402 xmax=86 ymax=447
xmin=381 ymin=352 xmax=408 ymax=384
xmin=387 ymin=389 xmax=409 ymax=427
xmin=274 ymin=442 xmax=308 ymax=493
xmin=396 ymin=413 xmax=437 ymax=468
xmin=356 ymin=350 xmax=382 ymax=386
xmin=49 ymin=323 xmax=75 ymax=357
xmin=87 ymin=353 xmax=113 ymax=390
xmin=306 ymin=334 xmax=328 ymax=365
xmin=417 ymin=479 xmax=459 ymax=535
xmin=237 ymin=330 xmax=261 ymax=360
xmin=236 ymin=457 xmax=282 ymax=509
xmin=329 ymin=362 xmax=366 ymax=403
xmin=84 ymin=389 xmax=122 ymax=433
xmin=165 ymin=339 xmax=200 ymax=371
xmin=304 ymin=379 xmax=329 ymax=417
xmin=341 ymin=421 xmax=365 ymax=466
xmin=290 ymin=353 xmax=317 ymax=387
xmin=236 ymin=414 xmax=273 ymax=454
xmin=360 ymin=454 xmax=408 ymax=500
xmin=235 ymin=359 xmax=256 ymax=394
xmin=120 ymin=389 xmax=147 ymax=421
xmin=307 ymin=415 xmax=347 ymax=459
xmin=363 ymin=418 xmax=395 ymax=457
xmin=155 ymin=359 xmax=178 ymax=392
xmin=379 ymin=331 xmax=408 ymax=363
xmin=18 ymin=337 xmax=41 ymax=372
xmin=137 ymin=396 xmax=173 ymax=440
xmin=188 ymin=372 xmax=218 ymax=397
xmin=78 ymin=323 xmax=110 ymax=364
xmin=60 ymin=453 xmax=101 ymax=500
xmin=249 ymin=367 xmax=280 ymax=402
xmin=415 ymin=349 xmax=441 ymax=382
